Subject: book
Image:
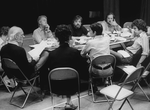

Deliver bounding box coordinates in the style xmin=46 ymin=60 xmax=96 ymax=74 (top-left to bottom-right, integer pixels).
xmin=117 ymin=50 xmax=130 ymax=58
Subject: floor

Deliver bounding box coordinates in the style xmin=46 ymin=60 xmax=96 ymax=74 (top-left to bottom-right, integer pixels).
xmin=0 ymin=34 xmax=150 ymax=110
xmin=0 ymin=81 xmax=150 ymax=110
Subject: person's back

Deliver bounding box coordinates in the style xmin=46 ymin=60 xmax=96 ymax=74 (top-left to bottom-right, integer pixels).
xmin=1 ymin=26 xmax=36 ymax=79
xmin=81 ymin=23 xmax=111 ymax=61
xmin=47 ymin=24 xmax=87 ymax=76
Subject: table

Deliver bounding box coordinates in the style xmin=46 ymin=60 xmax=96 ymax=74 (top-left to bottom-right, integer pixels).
xmin=70 ymin=35 xmax=133 ymax=51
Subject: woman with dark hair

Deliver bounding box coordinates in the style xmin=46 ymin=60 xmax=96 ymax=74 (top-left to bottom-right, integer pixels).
xmin=38 ymin=24 xmax=89 ymax=109
xmin=98 ymin=12 xmax=122 ymax=34
xmin=110 ymin=19 xmax=149 ymax=67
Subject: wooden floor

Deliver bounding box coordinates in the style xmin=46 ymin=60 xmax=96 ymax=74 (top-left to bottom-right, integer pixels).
xmin=0 ymin=82 xmax=150 ymax=110
xmin=0 ymin=34 xmax=150 ymax=110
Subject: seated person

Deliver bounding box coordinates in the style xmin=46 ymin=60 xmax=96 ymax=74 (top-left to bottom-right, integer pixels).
xmin=0 ymin=26 xmax=43 ymax=80
xmin=81 ymin=22 xmax=113 ymax=91
xmin=110 ymin=19 xmax=149 ymax=67
xmin=36 ymin=24 xmax=89 ymax=109
xmin=98 ymin=12 xmax=122 ymax=34
xmin=0 ymin=26 xmax=10 ymax=71
xmin=32 ymin=15 xmax=54 ymax=44
xmin=68 ymin=15 xmax=90 ymax=37
xmin=0 ymin=26 xmax=10 ymax=50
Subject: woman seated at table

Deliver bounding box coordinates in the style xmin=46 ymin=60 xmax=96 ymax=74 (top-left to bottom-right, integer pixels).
xmin=98 ymin=12 xmax=122 ymax=34
xmin=110 ymin=19 xmax=149 ymax=67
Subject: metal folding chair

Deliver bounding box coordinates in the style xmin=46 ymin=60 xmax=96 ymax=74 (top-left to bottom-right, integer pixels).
xmin=48 ymin=67 xmax=80 ymax=110
xmin=88 ymin=54 xmax=116 ymax=103
xmin=2 ymin=58 xmax=43 ymax=108
xmin=0 ymin=71 xmax=11 ymax=93
xmin=100 ymin=66 xmax=144 ymax=110
xmin=135 ymin=62 xmax=150 ymax=101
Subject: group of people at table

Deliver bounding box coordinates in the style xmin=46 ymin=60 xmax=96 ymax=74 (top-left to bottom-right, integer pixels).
xmin=0 ymin=12 xmax=150 ymax=109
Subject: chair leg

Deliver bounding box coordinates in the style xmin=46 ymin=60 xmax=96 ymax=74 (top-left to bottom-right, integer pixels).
xmin=78 ymin=93 xmax=80 ymax=110
xmin=10 ymin=78 xmax=42 ymax=108
xmin=90 ymin=80 xmax=110 ymax=103
xmin=137 ymin=82 xmax=150 ymax=101
xmin=0 ymin=73 xmax=11 ymax=93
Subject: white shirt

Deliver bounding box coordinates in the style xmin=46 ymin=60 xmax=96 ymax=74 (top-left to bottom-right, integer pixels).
xmin=81 ymin=34 xmax=110 ymax=60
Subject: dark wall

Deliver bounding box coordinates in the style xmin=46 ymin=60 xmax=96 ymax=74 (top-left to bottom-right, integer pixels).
xmin=0 ymin=0 xmax=143 ymax=34
xmin=120 ymin=0 xmax=142 ymax=27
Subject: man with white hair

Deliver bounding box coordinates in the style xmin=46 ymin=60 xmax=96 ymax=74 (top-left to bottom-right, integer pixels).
xmin=0 ymin=26 xmax=39 ymax=79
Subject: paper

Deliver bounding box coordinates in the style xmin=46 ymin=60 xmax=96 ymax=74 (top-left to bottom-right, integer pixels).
xmin=120 ymin=32 xmax=132 ymax=37
xmin=117 ymin=65 xmax=137 ymax=75
xmin=115 ymin=37 xmax=126 ymax=41
xmin=28 ymin=40 xmax=47 ymax=60
xmin=117 ymin=50 xmax=130 ymax=58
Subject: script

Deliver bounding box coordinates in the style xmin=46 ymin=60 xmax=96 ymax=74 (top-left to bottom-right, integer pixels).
xmin=117 ymin=50 xmax=130 ymax=58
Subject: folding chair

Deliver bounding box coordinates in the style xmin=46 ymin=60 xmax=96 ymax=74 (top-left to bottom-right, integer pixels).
xmin=1 ymin=58 xmax=43 ymax=108
xmin=0 ymin=71 xmax=11 ymax=93
xmin=48 ymin=67 xmax=80 ymax=110
xmin=100 ymin=66 xmax=144 ymax=110
xmin=88 ymin=54 xmax=116 ymax=103
xmin=135 ymin=62 xmax=150 ymax=101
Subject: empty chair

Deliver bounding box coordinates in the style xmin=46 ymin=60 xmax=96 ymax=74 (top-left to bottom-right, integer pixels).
xmin=100 ymin=66 xmax=144 ymax=110
xmin=48 ymin=67 xmax=80 ymax=110
xmin=1 ymin=58 xmax=43 ymax=108
xmin=135 ymin=61 xmax=150 ymax=101
xmin=88 ymin=54 xmax=116 ymax=103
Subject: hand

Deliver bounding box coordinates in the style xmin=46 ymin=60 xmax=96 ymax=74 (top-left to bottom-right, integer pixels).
xmin=32 ymin=56 xmax=39 ymax=62
xmin=136 ymin=63 xmax=141 ymax=68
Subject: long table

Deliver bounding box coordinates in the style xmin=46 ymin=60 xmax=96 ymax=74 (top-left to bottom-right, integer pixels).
xmin=71 ymin=36 xmax=133 ymax=51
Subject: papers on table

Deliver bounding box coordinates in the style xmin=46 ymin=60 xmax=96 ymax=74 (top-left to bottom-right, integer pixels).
xmin=28 ymin=39 xmax=59 ymax=60
xmin=115 ymin=37 xmax=127 ymax=41
xmin=117 ymin=65 xmax=137 ymax=75
xmin=117 ymin=50 xmax=130 ymax=58
xmin=72 ymin=36 xmax=92 ymax=45
xmin=120 ymin=32 xmax=132 ymax=37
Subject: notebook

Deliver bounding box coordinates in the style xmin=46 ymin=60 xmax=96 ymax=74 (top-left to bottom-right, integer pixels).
xmin=117 ymin=50 xmax=130 ymax=58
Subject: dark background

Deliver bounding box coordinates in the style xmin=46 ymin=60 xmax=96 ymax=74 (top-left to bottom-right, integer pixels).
xmin=0 ymin=0 xmax=143 ymax=34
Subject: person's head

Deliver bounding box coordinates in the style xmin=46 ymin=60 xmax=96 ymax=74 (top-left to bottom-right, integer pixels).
xmin=37 ymin=15 xmax=48 ymax=27
xmin=8 ymin=26 xmax=25 ymax=47
xmin=106 ymin=12 xmax=115 ymax=25
xmin=0 ymin=26 xmax=10 ymax=36
xmin=131 ymin=19 xmax=147 ymax=35
xmin=55 ymin=24 xmax=72 ymax=44
xmin=73 ymin=15 xmax=82 ymax=28
xmin=90 ymin=23 xmax=103 ymax=36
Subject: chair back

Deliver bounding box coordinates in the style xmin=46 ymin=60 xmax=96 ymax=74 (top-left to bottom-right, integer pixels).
xmin=48 ymin=67 xmax=80 ymax=95
xmin=123 ymin=66 xmax=144 ymax=88
xmin=2 ymin=58 xmax=28 ymax=80
xmin=123 ymin=22 xmax=132 ymax=28
xmin=2 ymin=58 xmax=18 ymax=69
xmin=49 ymin=67 xmax=79 ymax=80
xmin=91 ymin=54 xmax=116 ymax=70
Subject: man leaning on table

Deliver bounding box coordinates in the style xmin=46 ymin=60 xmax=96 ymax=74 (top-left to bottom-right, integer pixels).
xmin=81 ymin=22 xmax=113 ymax=92
xmin=32 ymin=15 xmax=54 ymax=44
